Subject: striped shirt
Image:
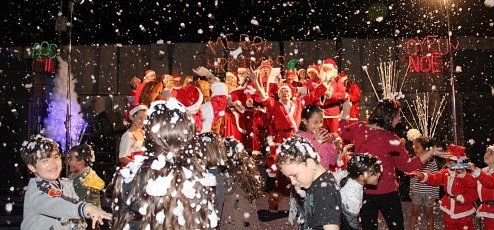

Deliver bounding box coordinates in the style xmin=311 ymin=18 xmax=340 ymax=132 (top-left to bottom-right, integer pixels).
xmin=409 ymin=159 xmax=440 ymax=198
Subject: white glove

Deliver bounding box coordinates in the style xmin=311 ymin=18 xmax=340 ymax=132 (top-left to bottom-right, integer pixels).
xmin=192 ymin=66 xmax=214 ymax=79
xmin=456 ymin=194 xmax=465 ymax=203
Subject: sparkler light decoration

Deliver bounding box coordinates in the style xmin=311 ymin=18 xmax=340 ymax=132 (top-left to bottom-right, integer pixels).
xmin=403 ymin=92 xmax=447 ymax=139
xmin=362 ymin=59 xmax=408 ymax=101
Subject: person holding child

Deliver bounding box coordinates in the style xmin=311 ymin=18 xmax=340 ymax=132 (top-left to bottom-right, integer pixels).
xmin=19 ymin=135 xmax=111 ymax=230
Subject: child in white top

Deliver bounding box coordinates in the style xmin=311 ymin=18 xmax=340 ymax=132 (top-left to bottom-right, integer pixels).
xmin=333 ymin=153 xmax=382 ymax=230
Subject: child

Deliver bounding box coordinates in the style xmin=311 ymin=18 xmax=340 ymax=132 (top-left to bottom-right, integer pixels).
xmin=408 ymin=137 xmax=439 ymax=230
xmin=415 ymin=144 xmax=477 ymax=229
xmin=276 ymin=136 xmax=341 ymax=230
xmin=68 ymin=144 xmax=105 ymax=207
xmin=112 ymin=99 xmax=218 ymax=229
xmin=297 ymin=105 xmax=338 ymax=170
xmin=220 ymin=138 xmax=264 ymax=229
xmin=20 ymin=135 xmax=112 ymax=230
xmin=197 ymin=132 xmax=228 ymax=217
xmin=333 ymin=153 xmax=382 ymax=230
xmin=468 ymin=145 xmax=494 ymax=229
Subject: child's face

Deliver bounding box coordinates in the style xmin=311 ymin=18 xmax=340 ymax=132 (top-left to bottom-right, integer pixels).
xmin=412 ymin=140 xmax=425 ymax=156
xmin=280 ymin=159 xmax=317 ymax=189
xmin=28 ymin=151 xmax=62 ymax=181
xmin=68 ymin=152 xmax=85 ymax=173
xmin=302 ymin=112 xmax=324 ymax=133
xmin=364 ymin=172 xmax=381 ymax=185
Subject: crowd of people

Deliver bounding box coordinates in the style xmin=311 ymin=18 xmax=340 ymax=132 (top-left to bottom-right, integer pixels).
xmin=18 ymin=57 xmax=494 ymax=230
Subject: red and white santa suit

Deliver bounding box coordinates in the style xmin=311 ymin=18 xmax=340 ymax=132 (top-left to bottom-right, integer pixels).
xmin=417 ymin=145 xmax=477 ymax=230
xmin=224 ymin=86 xmax=251 ymax=143
xmin=170 ymin=73 xmax=182 ymax=98
xmin=263 ymin=83 xmax=328 ymax=175
xmin=472 ymin=165 xmax=494 ymax=228
xmin=306 ymin=64 xmax=321 ymax=94
xmin=133 ymin=69 xmax=156 ymax=107
xmin=201 ymin=82 xmax=229 ymax=134
xmin=347 ymin=82 xmax=361 ymax=123
xmin=314 ymin=59 xmax=347 ymax=133
xmin=174 ymin=85 xmax=204 ymax=133
xmin=244 ymin=63 xmax=279 ymax=155
xmin=119 ymin=105 xmax=147 ymax=167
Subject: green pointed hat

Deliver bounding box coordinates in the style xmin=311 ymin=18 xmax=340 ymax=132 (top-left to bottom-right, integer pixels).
xmin=286 ymin=59 xmax=298 ymax=71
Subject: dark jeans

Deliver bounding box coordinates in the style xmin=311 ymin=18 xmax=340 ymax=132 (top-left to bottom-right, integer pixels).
xmin=360 ymin=191 xmax=404 ymax=230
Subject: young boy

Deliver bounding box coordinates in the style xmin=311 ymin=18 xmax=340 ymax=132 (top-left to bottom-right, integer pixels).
xmin=68 ymin=144 xmax=105 ymax=207
xmin=20 ymin=135 xmax=112 ymax=229
xmin=415 ymin=144 xmax=477 ymax=229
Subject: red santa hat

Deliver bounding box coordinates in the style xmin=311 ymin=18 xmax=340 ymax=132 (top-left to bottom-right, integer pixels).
xmin=307 ymin=65 xmax=320 ymax=74
xmin=172 ymin=73 xmax=181 ymax=81
xmin=145 ymin=69 xmax=156 ymax=78
xmin=322 ymin=58 xmax=337 ymax=69
xmin=129 ymin=104 xmax=148 ymax=117
xmin=447 ymin=144 xmax=468 ymax=162
xmin=175 ymin=85 xmax=203 ymax=115
xmin=277 ymin=83 xmax=297 ymax=96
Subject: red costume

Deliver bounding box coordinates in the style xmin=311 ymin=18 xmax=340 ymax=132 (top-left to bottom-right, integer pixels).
xmin=418 ymin=145 xmax=477 ymax=230
xmin=347 ymin=82 xmax=362 ymax=122
xmin=175 ymin=85 xmax=204 ymax=133
xmin=201 ymin=82 xmax=229 ymax=134
xmin=472 ymin=167 xmax=494 ymax=228
xmin=224 ymin=86 xmax=253 ymax=146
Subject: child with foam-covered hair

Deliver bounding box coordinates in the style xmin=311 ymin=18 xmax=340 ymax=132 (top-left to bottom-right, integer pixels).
xmin=276 ymin=136 xmax=341 ymax=230
xmin=20 ymin=135 xmax=111 ymax=230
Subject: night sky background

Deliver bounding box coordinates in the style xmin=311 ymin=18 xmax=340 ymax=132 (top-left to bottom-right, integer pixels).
xmin=1 ymin=0 xmax=494 ymax=46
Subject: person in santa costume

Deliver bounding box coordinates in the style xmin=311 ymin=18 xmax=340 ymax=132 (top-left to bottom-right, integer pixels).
xmin=244 ymin=60 xmax=279 ymax=158
xmin=118 ymin=105 xmax=147 ymax=167
xmin=316 ymin=58 xmax=347 ymax=134
xmin=306 ymin=64 xmax=321 ymax=93
xmin=468 ymin=145 xmax=494 ymax=229
xmin=253 ymin=71 xmax=329 ymax=212
xmin=345 ymin=77 xmax=362 ymax=123
xmin=175 ymin=85 xmax=204 ymax=132
xmin=285 ymin=59 xmax=303 ymax=88
xmin=132 ymin=69 xmax=157 ymax=107
xmin=415 ymin=144 xmax=477 ymax=230
xmin=124 ymin=76 xmax=142 ymax=122
xmin=200 ymin=79 xmax=229 ymax=134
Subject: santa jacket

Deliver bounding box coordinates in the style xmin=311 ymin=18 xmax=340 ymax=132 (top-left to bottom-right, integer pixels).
xmin=421 ymin=168 xmax=477 ymax=219
xmin=262 ymin=83 xmax=327 ymax=143
xmin=315 ymin=78 xmax=346 ymax=118
xmin=347 ymin=83 xmax=361 ymax=121
xmin=201 ymin=82 xmax=228 ymax=133
xmin=473 ymin=167 xmax=494 ymax=219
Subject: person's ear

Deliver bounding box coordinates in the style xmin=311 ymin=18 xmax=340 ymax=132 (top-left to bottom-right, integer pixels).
xmin=27 ymin=164 xmax=37 ymax=174
xmin=301 ymin=118 xmax=308 ymax=125
xmin=306 ymin=158 xmax=317 ymax=168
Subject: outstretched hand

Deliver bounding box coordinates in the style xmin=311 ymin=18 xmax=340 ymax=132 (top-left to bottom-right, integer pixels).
xmin=85 ymin=203 xmax=112 ymax=229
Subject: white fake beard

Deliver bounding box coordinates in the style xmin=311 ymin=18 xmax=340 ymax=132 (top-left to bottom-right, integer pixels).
xmin=319 ymin=70 xmax=337 ymax=82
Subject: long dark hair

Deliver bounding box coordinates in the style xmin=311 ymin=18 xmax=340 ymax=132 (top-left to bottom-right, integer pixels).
xmin=340 ymin=153 xmax=382 ymax=188
xmin=368 ymin=99 xmax=401 ymax=131
xmin=299 ymin=105 xmax=323 ymax=131
xmin=223 ymin=138 xmax=264 ymax=202
xmin=112 ymin=99 xmax=218 ymax=229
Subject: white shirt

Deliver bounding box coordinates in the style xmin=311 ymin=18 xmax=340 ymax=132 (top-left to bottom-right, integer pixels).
xmin=119 ymin=130 xmax=144 ymax=158
xmin=333 ymin=170 xmax=364 ymax=215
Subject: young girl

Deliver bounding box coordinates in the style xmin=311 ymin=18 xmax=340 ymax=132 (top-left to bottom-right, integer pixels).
xmin=297 ymin=105 xmax=338 ymax=170
xmin=408 ymin=137 xmax=439 ymax=230
xmin=468 ymin=145 xmax=494 ymax=229
xmin=118 ymin=105 xmax=147 ymax=167
xmin=333 ymin=153 xmax=382 ymax=230
xmin=277 ymin=136 xmax=341 ymax=230
xmin=220 ymin=138 xmax=264 ymax=229
xmin=112 ymin=99 xmax=218 ymax=229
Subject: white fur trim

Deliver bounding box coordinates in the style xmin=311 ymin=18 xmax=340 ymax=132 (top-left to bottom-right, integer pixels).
xmin=145 ymin=70 xmax=156 ymax=77
xmin=472 ymin=169 xmax=482 ymax=178
xmin=211 ymin=82 xmax=228 ymax=96
xmin=322 ymin=63 xmax=335 ymax=69
xmin=230 ymin=108 xmax=246 ymax=134
xmin=307 ymin=67 xmax=318 ymax=74
xmin=477 ymin=211 xmax=494 ymax=219
xmin=439 ymin=205 xmax=476 ymax=219
xmin=456 ymin=194 xmax=465 ymax=203
xmin=200 ymin=102 xmax=214 ymax=133
xmin=267 ymin=136 xmax=275 ymax=147
xmin=266 ymin=169 xmax=277 ymax=178
xmin=130 ymin=105 xmax=148 ymax=117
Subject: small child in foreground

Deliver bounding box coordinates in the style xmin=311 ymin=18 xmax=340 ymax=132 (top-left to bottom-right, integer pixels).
xmin=20 ymin=135 xmax=111 ymax=230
